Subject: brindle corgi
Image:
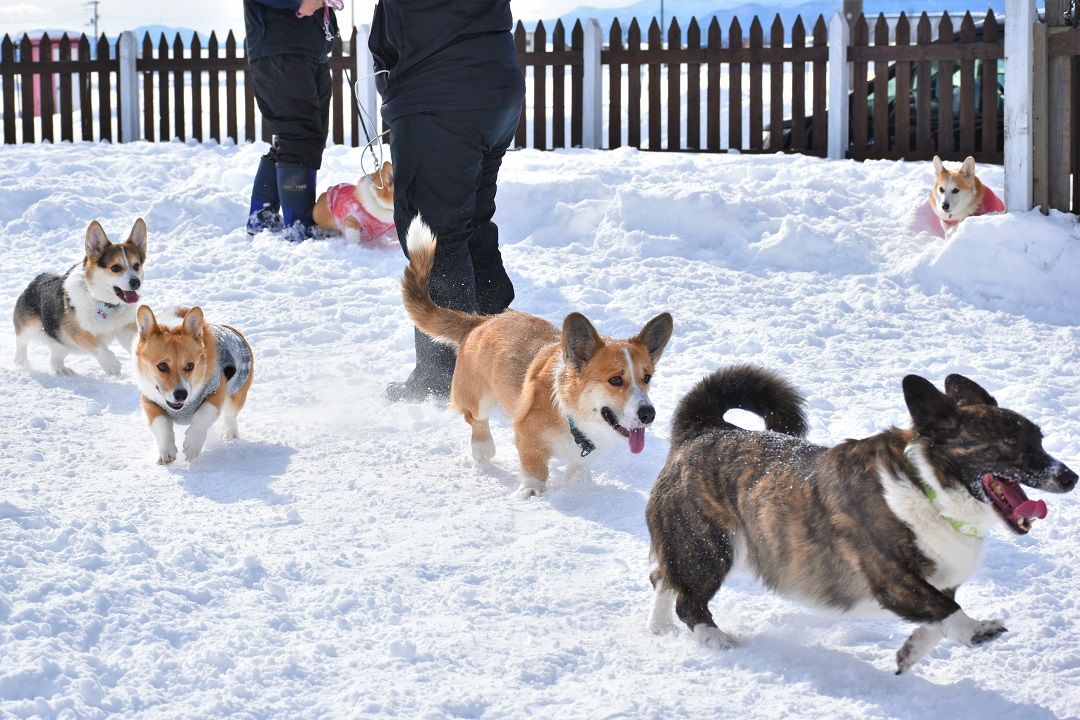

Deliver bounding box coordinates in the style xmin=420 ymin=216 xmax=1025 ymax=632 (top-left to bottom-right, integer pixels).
xmin=14 ymin=219 xmax=146 ymax=376
xmin=400 ymin=217 xmax=673 ymax=497
xmin=646 ymin=365 xmax=1076 ymax=673
xmin=133 ymin=306 xmax=253 ymax=464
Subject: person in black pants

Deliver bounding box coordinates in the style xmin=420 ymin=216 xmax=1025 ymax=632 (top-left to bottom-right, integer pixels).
xmin=244 ymin=0 xmax=337 ymax=240
xmin=370 ymin=0 xmax=525 ymax=402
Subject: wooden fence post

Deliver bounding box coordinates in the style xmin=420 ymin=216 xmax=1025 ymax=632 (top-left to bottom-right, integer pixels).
xmin=827 ymin=12 xmax=850 ymax=159
xmin=1045 ymin=0 xmax=1071 ymax=212
xmin=118 ymin=30 xmax=140 ymax=142
xmin=354 ymin=24 xmax=380 ymax=147
xmin=1004 ymin=0 xmax=1035 ymax=211
xmin=582 ymin=18 xmax=603 ymax=149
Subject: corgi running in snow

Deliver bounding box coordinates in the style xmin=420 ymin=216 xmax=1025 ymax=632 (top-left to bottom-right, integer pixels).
xmin=400 ymin=217 xmax=673 ymax=497
xmin=312 ymin=161 xmax=396 ymax=246
xmin=133 ymin=306 xmax=253 ymax=465
xmin=646 ymin=365 xmax=1076 ymax=673
xmin=13 ymin=219 xmax=147 ymax=376
xmin=930 ymin=155 xmax=1004 ymax=234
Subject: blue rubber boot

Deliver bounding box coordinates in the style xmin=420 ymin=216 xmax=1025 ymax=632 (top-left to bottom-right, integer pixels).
xmin=246 ymin=155 xmax=282 ymax=235
xmin=276 ymin=162 xmax=317 ymax=242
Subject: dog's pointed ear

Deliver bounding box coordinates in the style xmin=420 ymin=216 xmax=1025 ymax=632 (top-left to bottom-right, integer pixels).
xmin=563 ymin=312 xmax=603 ymax=371
xmin=903 ymin=375 xmax=959 ymax=438
xmin=182 ymin=306 xmax=205 ymax=340
xmin=944 ymin=374 xmax=998 ymax=407
xmin=380 ymin=161 xmax=394 ymax=186
xmin=932 ymin=155 xmax=944 ymax=176
xmin=961 ymin=156 xmax=976 ymax=178
xmin=127 ymin=218 xmax=147 ymax=257
xmin=136 ymin=305 xmax=158 ymax=339
xmin=634 ymin=312 xmax=673 ymax=364
xmin=85 ymin=221 xmax=110 ymax=259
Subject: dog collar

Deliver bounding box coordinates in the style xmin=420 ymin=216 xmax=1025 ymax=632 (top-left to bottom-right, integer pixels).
xmin=567 ymin=416 xmax=595 ymax=457
xmin=904 ymin=443 xmax=983 ymax=539
xmin=94 ymin=300 xmax=120 ymax=322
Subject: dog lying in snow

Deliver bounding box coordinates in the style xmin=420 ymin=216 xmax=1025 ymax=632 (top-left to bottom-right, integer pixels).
xmin=929 ymin=155 xmax=1004 ymax=235
xmin=312 ymin=161 xmax=396 ymax=246
xmin=646 ymin=365 xmax=1076 ymax=673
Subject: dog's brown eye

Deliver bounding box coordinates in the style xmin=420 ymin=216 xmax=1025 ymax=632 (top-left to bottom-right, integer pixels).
xmin=951 ymin=188 xmax=959 ymax=194
xmin=157 ymin=362 xmax=168 ymax=372
xmin=133 ymin=263 xmax=141 ymax=271
xmin=111 ymin=264 xmax=122 ymax=272
xmin=643 ymin=373 xmax=652 ymax=384
xmin=609 ymin=376 xmax=623 ymax=386
xmin=183 ymin=362 xmax=194 ymax=372
xmin=938 ymin=187 xmax=945 ymax=193
xmin=1005 ymin=436 xmax=1018 ymax=446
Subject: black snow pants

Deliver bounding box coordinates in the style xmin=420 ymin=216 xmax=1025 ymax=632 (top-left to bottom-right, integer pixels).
xmin=250 ymin=54 xmax=332 ymax=169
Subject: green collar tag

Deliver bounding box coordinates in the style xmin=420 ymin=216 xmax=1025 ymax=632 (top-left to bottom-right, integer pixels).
xmin=904 ymin=443 xmax=983 ymax=540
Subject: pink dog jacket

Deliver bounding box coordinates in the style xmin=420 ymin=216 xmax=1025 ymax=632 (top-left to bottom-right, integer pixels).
xmin=326 ymin=183 xmax=395 ymax=242
xmin=939 ymin=185 xmax=1005 ymax=228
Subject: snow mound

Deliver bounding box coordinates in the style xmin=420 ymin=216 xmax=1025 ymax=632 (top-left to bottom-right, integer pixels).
xmin=907 ymin=209 xmax=1080 ymax=325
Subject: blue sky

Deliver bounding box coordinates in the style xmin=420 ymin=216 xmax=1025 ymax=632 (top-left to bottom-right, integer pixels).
xmin=0 ymin=0 xmax=628 ymax=37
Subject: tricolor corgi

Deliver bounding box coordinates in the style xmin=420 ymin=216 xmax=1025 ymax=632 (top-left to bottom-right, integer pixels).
xmin=133 ymin=306 xmax=254 ymax=465
xmin=930 ymin=155 xmax=1004 ymax=234
xmin=401 ymin=218 xmax=673 ymax=497
xmin=646 ymin=365 xmax=1076 ymax=673
xmin=312 ymin=161 xmax=396 ymax=246
xmin=13 ymin=219 xmax=147 ymax=376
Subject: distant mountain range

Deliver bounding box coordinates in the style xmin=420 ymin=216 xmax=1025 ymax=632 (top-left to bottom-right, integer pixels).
xmin=530 ymin=0 xmax=1006 ymax=30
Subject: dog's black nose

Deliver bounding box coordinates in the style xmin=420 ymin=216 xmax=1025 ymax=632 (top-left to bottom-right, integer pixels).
xmin=942 ymin=202 xmax=950 ymax=211
xmin=1059 ymin=467 xmax=1078 ymax=492
xmin=173 ymin=388 xmax=188 ymax=402
xmin=638 ymin=404 xmax=655 ymax=425
xmin=130 ymin=278 xmax=141 ymax=290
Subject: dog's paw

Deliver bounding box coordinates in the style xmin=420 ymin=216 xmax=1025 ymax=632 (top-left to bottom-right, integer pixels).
xmin=99 ymin=354 xmax=122 ymax=377
xmin=471 ymin=439 xmax=495 ymax=464
xmin=157 ymin=445 xmax=178 ymax=465
xmin=647 ymin=615 xmax=678 ymax=636
xmin=221 ymin=427 xmax=239 ymax=441
xmin=183 ymin=431 xmax=207 ymax=462
xmin=895 ymin=624 xmax=945 ymax=674
xmin=941 ymin=610 xmax=1007 ymax=648
xmin=692 ymin=624 xmax=740 ymax=650
xmin=52 ymin=365 xmax=75 ymax=377
xmin=647 ymin=586 xmax=678 ymax=635
xmin=969 ymin=619 xmax=1008 ymax=646
xmin=515 ymin=475 xmax=546 ymax=499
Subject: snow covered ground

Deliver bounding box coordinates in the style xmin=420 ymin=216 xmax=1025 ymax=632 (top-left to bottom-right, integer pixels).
xmin=1 ymin=142 xmax=1079 ymax=719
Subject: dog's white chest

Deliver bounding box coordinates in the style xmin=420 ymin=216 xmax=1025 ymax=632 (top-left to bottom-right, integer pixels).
xmin=80 ymin=300 xmax=135 ymax=336
xmin=879 ymin=463 xmax=989 ymax=591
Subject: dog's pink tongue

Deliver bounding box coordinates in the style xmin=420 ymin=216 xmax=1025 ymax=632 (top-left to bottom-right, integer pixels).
xmin=1013 ymin=499 xmax=1048 ymax=522
xmin=121 ymin=291 xmax=139 ymax=303
xmin=628 ymin=428 xmax=645 ymax=454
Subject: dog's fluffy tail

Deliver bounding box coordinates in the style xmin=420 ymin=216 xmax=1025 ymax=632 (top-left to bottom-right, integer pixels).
xmin=401 ymin=216 xmax=485 ymax=346
xmin=670 ymin=364 xmax=808 ymax=445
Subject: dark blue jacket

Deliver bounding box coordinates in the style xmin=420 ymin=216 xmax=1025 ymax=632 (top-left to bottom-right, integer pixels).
xmin=368 ymin=0 xmax=525 ymax=122
xmin=244 ymin=0 xmax=337 ymax=63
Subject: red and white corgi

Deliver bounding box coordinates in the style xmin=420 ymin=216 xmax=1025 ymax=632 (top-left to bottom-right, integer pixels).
xmin=930 ymin=155 xmax=1004 ymax=234
xmin=13 ymin=219 xmax=146 ymax=376
xmin=312 ymin=161 xmax=396 ymax=246
xmin=400 ymin=218 xmax=673 ymax=496
xmin=133 ymin=306 xmax=254 ymax=465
